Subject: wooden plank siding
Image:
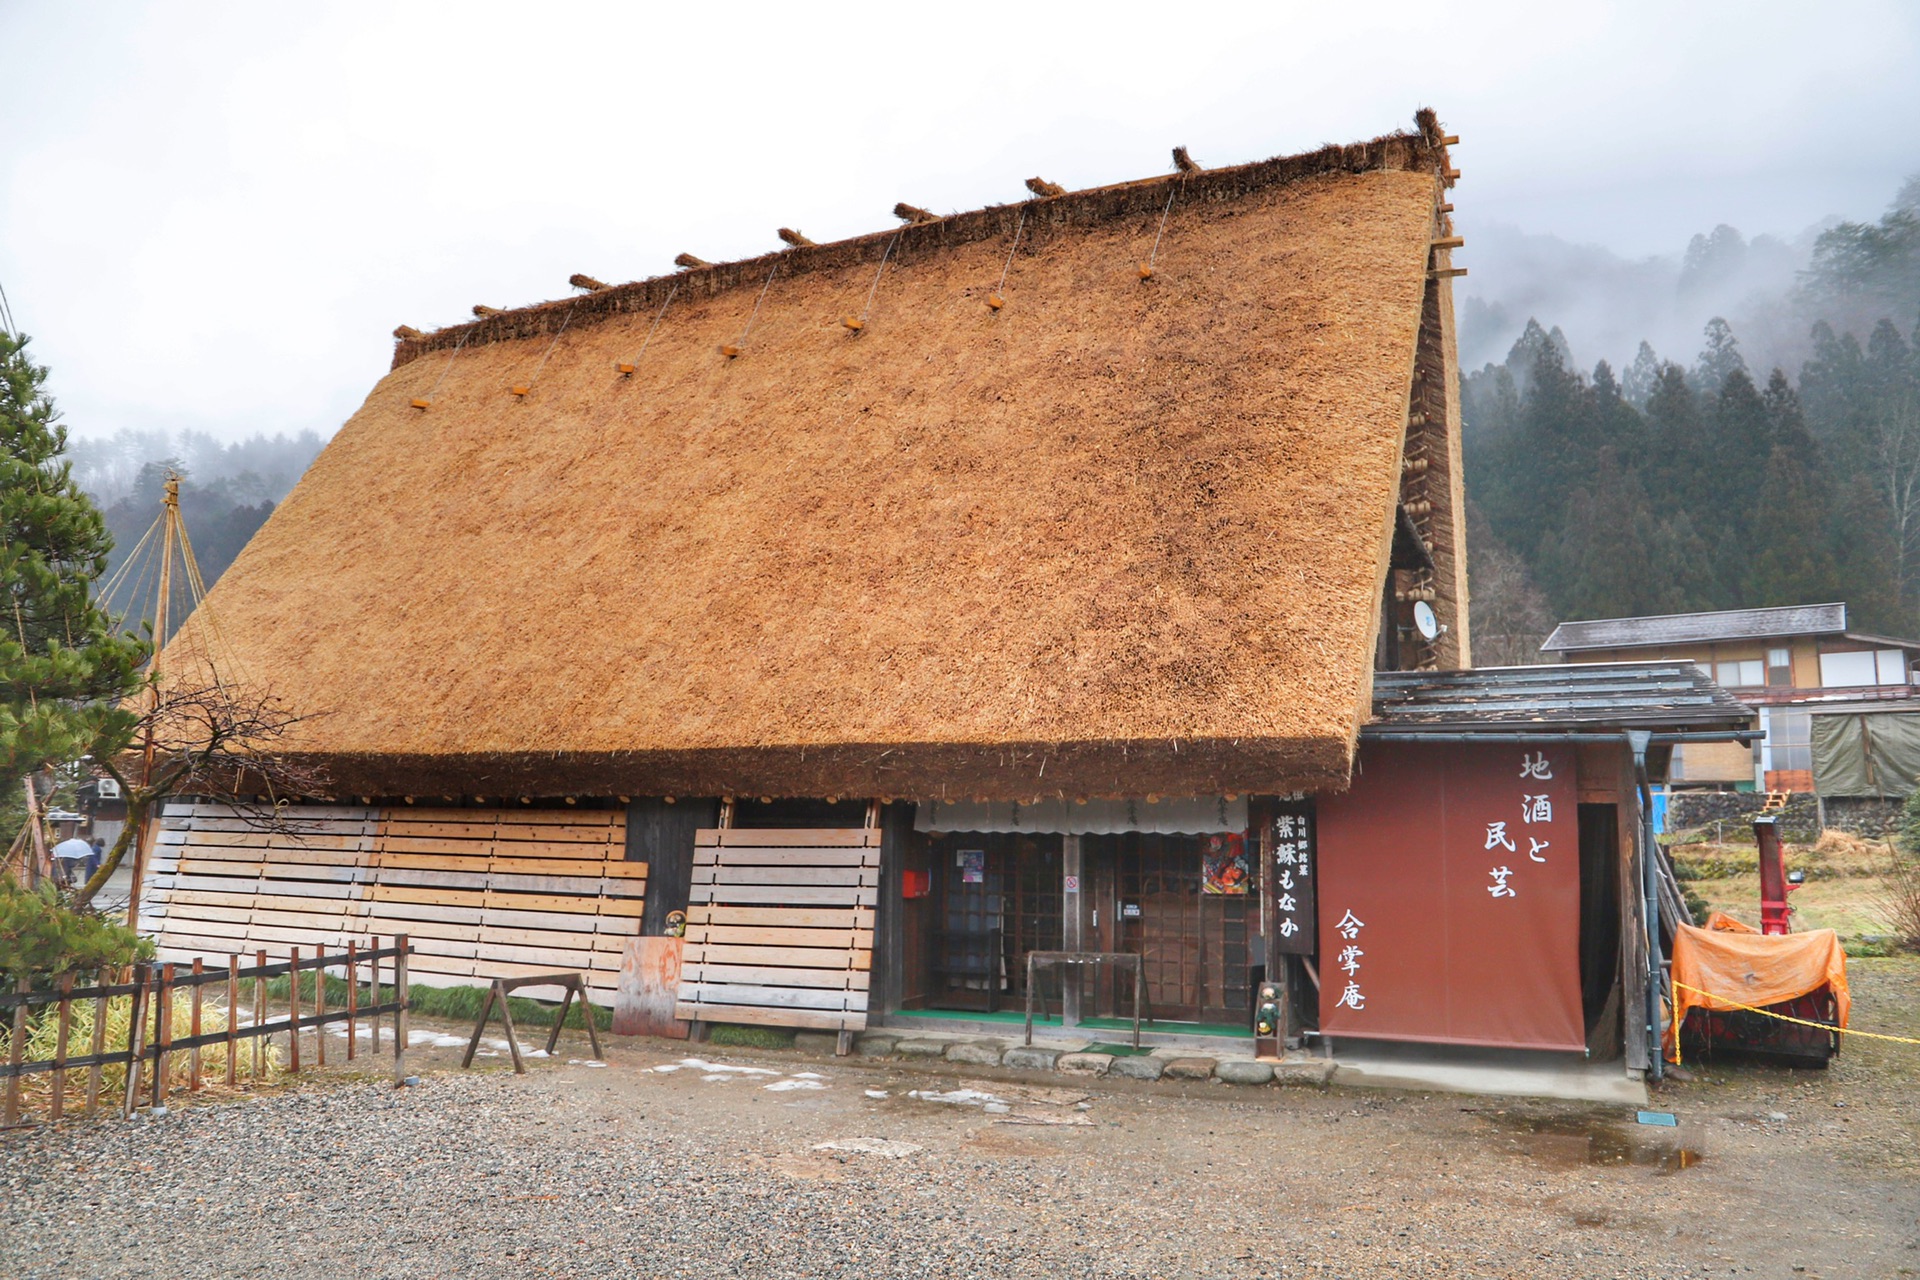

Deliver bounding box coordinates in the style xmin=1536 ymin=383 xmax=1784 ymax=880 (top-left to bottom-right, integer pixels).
xmin=146 ymin=804 xmax=641 ymax=1005
xmin=673 ymin=828 xmax=879 ymax=1032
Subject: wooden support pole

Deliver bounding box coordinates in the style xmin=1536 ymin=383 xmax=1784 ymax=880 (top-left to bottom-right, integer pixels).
xmin=188 ymin=957 xmax=204 ymax=1091
xmin=225 ymin=956 xmax=239 ymax=1086
xmin=85 ymin=975 xmax=107 ymax=1114
xmin=369 ymin=936 xmax=381 ymax=1056
xmin=391 ymin=936 xmax=409 ymax=1085
xmin=345 ymin=942 xmax=358 ymax=1062
xmin=288 ymin=947 xmax=301 ymax=1074
xmin=122 ymin=967 xmax=150 ymax=1119
xmin=314 ymin=943 xmax=327 ymax=1068
xmin=151 ymin=962 xmax=174 ymax=1110
xmin=252 ymin=949 xmax=267 ymax=1081
xmin=50 ymin=973 xmax=73 ymax=1121
xmin=4 ymin=977 xmax=26 ymax=1127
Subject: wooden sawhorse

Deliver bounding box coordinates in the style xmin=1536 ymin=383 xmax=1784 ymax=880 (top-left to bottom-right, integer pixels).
xmin=461 ymin=972 xmax=604 ymax=1074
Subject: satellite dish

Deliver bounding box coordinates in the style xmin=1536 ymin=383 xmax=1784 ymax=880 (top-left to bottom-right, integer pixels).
xmin=1413 ymin=600 xmax=1439 ymax=641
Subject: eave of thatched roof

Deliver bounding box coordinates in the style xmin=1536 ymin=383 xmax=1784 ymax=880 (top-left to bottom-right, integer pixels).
xmin=165 ymin=116 xmax=1461 ymax=801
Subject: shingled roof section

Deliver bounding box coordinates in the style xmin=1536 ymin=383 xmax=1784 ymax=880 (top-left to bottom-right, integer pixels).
xmin=1541 ymin=604 xmax=1850 ymax=653
xmin=162 ymin=115 xmax=1465 ymax=802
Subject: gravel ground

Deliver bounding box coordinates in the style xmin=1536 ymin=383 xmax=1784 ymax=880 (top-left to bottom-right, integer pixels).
xmin=4 ymin=960 xmax=1917 ymax=1279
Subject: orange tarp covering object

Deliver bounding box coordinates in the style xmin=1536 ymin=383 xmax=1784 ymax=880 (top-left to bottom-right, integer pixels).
xmin=1665 ymin=913 xmax=1850 ymax=1060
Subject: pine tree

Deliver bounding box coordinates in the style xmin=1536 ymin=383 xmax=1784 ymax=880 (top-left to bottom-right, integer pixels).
xmin=0 ymin=331 xmax=147 ymax=796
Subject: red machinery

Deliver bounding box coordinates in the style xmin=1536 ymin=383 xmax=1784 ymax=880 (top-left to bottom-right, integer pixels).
xmin=1753 ymin=815 xmax=1804 ymax=935
xmin=1672 ymin=815 xmax=1841 ymax=1067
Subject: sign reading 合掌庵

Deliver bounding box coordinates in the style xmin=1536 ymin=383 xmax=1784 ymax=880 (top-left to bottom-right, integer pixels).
xmin=1314 ymin=743 xmax=1584 ymax=1051
xmin=1269 ymin=795 xmax=1316 ymax=956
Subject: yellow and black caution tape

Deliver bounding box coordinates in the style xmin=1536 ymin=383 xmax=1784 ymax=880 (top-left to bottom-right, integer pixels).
xmin=1670 ymin=979 xmax=1920 ymax=1065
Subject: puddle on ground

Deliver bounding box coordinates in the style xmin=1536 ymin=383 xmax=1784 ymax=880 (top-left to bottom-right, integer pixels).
xmin=1489 ymin=1114 xmax=1703 ymax=1174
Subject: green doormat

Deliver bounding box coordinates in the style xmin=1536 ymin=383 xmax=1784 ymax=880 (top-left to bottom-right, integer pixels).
xmin=1083 ymin=1042 xmax=1153 ymax=1058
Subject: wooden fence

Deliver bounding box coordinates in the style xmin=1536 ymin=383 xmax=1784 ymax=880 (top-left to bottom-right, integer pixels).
xmin=674 ymin=828 xmax=878 ymax=1035
xmin=144 ymin=804 xmax=641 ymax=1005
xmin=1 ymin=938 xmax=411 ymax=1129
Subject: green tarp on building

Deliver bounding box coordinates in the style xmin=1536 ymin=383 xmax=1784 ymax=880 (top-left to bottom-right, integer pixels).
xmin=1812 ymin=709 xmax=1920 ymax=797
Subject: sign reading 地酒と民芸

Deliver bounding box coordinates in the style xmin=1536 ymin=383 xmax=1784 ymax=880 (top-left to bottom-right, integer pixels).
xmin=1313 ymin=743 xmax=1584 ymax=1051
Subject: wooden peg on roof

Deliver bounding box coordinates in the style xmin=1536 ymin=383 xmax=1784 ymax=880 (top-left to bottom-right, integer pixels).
xmin=473 ymin=304 xmax=505 ymax=318
xmin=674 ymin=253 xmax=711 ymax=269
xmin=569 ymin=273 xmax=610 ymax=292
xmin=1025 ymin=177 xmax=1066 ymax=198
xmin=1172 ymin=145 xmax=1202 ymax=174
xmin=393 ymin=325 xmax=426 ymax=341
xmin=893 ymin=202 xmax=936 ymax=224
xmin=777 ymin=228 xmax=815 ymax=247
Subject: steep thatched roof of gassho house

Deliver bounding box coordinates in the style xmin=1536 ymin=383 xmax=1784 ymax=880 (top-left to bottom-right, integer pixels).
xmin=165 ymin=114 xmax=1465 ymax=801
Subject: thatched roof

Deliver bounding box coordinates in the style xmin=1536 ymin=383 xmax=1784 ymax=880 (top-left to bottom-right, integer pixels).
xmin=167 ymin=115 xmax=1466 ymax=801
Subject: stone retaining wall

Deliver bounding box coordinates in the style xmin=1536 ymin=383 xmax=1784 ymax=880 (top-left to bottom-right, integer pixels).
xmin=789 ymin=1030 xmax=1334 ymax=1089
xmin=1667 ymin=791 xmax=1820 ymax=842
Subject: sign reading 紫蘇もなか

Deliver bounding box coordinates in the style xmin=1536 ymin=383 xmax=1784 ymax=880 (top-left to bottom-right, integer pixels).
xmin=1314 ymin=743 xmax=1584 ymax=1051
xmin=1269 ymin=794 xmax=1316 ymax=955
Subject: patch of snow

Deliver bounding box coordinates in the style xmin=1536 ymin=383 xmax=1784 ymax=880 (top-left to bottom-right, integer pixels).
xmin=764 ymin=1079 xmax=827 ymax=1092
xmin=907 ymin=1087 xmax=1004 ymax=1107
xmin=811 ymin=1137 xmax=922 ymax=1158
xmin=567 ymin=1059 xmax=608 ymax=1067
xmin=863 ymin=1089 xmax=889 ymax=1099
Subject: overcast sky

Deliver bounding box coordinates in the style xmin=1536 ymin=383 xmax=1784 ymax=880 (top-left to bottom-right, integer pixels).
xmin=3 ymin=1 xmax=1917 ymax=445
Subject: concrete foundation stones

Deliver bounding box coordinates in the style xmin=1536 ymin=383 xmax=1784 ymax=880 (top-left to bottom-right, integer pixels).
xmin=1108 ymin=1055 xmax=1166 ymax=1082
xmin=944 ymin=1041 xmax=1007 ymax=1067
xmin=1160 ymin=1056 xmax=1219 ymax=1080
xmin=852 ymin=1035 xmax=898 ymax=1057
xmin=1055 ymin=1052 xmax=1114 ymax=1076
xmin=1214 ymin=1059 xmax=1276 ymax=1086
xmin=895 ymin=1039 xmax=950 ymax=1058
xmin=1002 ymin=1046 xmax=1062 ymax=1071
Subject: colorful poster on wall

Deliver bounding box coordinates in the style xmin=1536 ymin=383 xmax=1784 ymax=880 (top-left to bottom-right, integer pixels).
xmin=1315 ymin=742 xmax=1585 ymax=1052
xmin=959 ymin=849 xmax=985 ymax=885
xmin=1201 ymin=834 xmax=1250 ymax=895
xmin=1269 ymin=796 xmax=1317 ymax=955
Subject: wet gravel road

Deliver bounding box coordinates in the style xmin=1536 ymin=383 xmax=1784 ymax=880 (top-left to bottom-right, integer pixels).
xmin=3 ymin=1022 xmax=1916 ymax=1279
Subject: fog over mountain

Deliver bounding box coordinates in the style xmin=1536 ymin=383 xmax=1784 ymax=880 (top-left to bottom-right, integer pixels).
xmin=1456 ymin=214 xmax=1838 ymax=383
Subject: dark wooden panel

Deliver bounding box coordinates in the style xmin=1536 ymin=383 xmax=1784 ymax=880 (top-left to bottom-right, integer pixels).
xmin=630 ymin=797 xmax=719 ymax=936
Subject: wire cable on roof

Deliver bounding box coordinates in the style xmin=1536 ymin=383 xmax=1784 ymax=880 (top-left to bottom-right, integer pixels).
xmin=844 ymin=228 xmax=903 ymax=332
xmin=724 ymin=261 xmax=781 ymax=358
xmin=1140 ymin=178 xmax=1182 ymax=281
xmin=513 ymin=297 xmax=580 ymax=396
xmin=987 ymin=209 xmax=1027 ymax=311
xmin=620 ymin=283 xmax=679 ymax=374
xmin=413 ymin=328 xmax=473 ymax=409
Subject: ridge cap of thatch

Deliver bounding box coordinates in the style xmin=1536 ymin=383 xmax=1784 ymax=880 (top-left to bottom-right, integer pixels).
xmin=390 ymin=112 xmax=1455 ymax=369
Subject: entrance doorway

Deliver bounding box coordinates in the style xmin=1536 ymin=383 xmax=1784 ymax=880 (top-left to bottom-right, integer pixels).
xmin=1092 ymin=833 xmax=1258 ymax=1024
xmin=924 ymin=832 xmax=1063 ymax=1012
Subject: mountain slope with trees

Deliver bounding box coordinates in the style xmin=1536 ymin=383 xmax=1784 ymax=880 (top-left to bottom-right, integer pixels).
xmin=1465 ymin=176 xmax=1920 ymax=660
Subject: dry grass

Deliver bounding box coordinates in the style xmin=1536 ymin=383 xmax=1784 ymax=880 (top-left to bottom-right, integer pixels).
xmin=164 ymin=141 xmax=1454 ymax=802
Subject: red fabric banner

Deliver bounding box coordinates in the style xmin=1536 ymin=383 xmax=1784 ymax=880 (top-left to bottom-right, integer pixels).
xmin=1315 ymin=741 xmax=1586 ymax=1051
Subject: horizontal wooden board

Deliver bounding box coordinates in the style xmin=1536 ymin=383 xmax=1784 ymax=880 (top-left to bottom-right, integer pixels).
xmin=684 ymin=923 xmax=874 ymax=949
xmin=680 ymin=962 xmax=871 ymax=991
xmin=677 ymin=983 xmax=867 ymax=1013
xmin=688 ymin=884 xmax=876 ymax=908
xmin=692 ymin=865 xmax=876 ymax=889
xmin=671 ymin=1003 xmax=862 ymax=1032
xmin=693 ymin=848 xmax=878 ymax=868
xmin=686 ymin=905 xmax=874 ymax=930
xmin=695 ymin=828 xmax=878 ymax=848
xmin=683 ymin=943 xmax=872 ymax=971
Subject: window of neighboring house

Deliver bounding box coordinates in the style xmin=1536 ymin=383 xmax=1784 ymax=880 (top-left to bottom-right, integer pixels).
xmin=1820 ymin=650 xmax=1879 ymax=687
xmin=1767 ymin=647 xmax=1793 ymax=686
xmin=1716 ymin=659 xmax=1764 ymax=687
xmin=1764 ymin=707 xmax=1813 ymax=774
xmin=1876 ymin=650 xmax=1907 ymax=684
